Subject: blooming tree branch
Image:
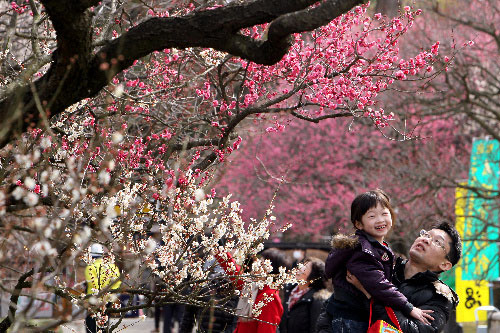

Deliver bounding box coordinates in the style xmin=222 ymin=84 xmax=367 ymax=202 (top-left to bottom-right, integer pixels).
xmin=0 ymin=0 xmax=365 ymax=148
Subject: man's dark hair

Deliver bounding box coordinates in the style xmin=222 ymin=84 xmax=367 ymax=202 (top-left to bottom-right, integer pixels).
xmin=351 ymin=189 xmax=396 ymax=227
xmin=304 ymin=257 xmax=328 ymax=291
xmin=433 ymin=221 xmax=462 ymax=266
xmin=260 ymin=248 xmax=292 ymax=275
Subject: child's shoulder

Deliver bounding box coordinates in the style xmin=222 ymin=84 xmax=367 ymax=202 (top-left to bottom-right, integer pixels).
xmin=356 ymin=231 xmax=395 ymax=261
xmin=330 ymin=233 xmax=360 ymax=250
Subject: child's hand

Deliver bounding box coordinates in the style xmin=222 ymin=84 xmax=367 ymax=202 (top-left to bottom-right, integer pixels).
xmin=410 ymin=307 xmax=434 ymax=325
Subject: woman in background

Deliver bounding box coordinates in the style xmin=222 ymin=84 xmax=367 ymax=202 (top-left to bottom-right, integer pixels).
xmin=280 ymin=257 xmax=331 ymax=333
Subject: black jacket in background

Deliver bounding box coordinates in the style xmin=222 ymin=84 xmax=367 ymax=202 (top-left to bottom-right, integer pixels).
xmin=180 ymin=295 xmax=238 ymax=333
xmin=179 ymin=276 xmax=238 ymax=333
xmin=280 ymin=284 xmax=331 ymax=333
xmin=315 ymin=295 xmax=335 ymax=333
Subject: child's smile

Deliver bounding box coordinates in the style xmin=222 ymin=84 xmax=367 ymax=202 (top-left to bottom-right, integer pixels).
xmin=354 ymin=203 xmax=393 ymax=242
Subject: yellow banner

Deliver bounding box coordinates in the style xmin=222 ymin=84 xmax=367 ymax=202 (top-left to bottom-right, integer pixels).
xmin=455 ymin=185 xmax=489 ymax=322
xmin=455 ymin=266 xmax=489 ymax=322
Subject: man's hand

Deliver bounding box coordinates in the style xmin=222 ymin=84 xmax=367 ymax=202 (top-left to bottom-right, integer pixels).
xmin=346 ymin=270 xmax=371 ymax=299
xmin=410 ymin=307 xmax=434 ymax=325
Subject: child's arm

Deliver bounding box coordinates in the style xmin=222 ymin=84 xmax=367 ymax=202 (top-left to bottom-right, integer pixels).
xmin=347 ymin=269 xmax=433 ymax=325
xmin=346 ymin=251 xmax=413 ymax=316
xmin=346 ymin=270 xmax=371 ymax=299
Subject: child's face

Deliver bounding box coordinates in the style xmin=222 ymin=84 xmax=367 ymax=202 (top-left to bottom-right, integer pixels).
xmin=354 ymin=203 xmax=392 ymax=242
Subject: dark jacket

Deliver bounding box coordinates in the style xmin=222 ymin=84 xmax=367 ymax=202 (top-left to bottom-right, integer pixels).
xmin=315 ymin=295 xmax=335 ymax=333
xmin=373 ymin=257 xmax=459 ymax=332
xmin=316 ymin=257 xmax=459 ymax=333
xmin=324 ymin=230 xmax=413 ymax=320
xmin=280 ymin=285 xmax=331 ymax=333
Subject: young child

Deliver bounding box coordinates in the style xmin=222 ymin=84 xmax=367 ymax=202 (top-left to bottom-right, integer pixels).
xmin=324 ymin=189 xmax=432 ymax=332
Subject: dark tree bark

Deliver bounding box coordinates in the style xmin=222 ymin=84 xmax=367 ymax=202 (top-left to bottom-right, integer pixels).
xmin=0 ymin=269 xmax=33 ymax=332
xmin=0 ymin=0 xmax=364 ymax=148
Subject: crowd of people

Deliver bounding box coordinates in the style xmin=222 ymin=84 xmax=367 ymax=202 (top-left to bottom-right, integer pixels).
xmin=212 ymin=189 xmax=461 ymax=333
xmin=86 ymin=188 xmax=463 ymax=333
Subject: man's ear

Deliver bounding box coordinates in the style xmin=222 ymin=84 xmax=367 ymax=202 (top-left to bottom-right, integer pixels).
xmin=438 ymin=260 xmax=452 ymax=272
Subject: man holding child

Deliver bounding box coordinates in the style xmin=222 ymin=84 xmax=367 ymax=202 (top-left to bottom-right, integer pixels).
xmin=317 ymin=189 xmax=461 ymax=332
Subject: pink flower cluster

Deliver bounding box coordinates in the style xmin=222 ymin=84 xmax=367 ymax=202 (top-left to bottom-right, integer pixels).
xmin=11 ymin=1 xmax=28 ymax=14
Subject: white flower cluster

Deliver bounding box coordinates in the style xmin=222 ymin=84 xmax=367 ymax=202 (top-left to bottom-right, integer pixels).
xmin=199 ymin=49 xmax=227 ymax=66
xmin=117 ymin=170 xmax=299 ymax=310
xmin=252 ymin=292 xmax=275 ymax=318
xmin=1 ymin=128 xmax=296 ymax=322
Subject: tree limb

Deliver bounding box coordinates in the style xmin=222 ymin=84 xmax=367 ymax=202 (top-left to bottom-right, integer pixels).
xmin=0 ymin=0 xmax=364 ymax=148
xmin=0 ymin=268 xmax=34 ymax=332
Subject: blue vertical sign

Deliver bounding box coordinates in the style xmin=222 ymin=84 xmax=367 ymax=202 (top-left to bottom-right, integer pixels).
xmin=461 ymin=139 xmax=500 ymax=280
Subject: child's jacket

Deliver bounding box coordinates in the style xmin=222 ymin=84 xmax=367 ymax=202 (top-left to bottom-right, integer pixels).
xmin=324 ymin=230 xmax=413 ymax=318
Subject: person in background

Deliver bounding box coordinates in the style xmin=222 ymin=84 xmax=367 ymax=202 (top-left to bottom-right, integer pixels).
xmin=280 ymin=257 xmax=331 ymax=333
xmin=217 ymin=248 xmax=291 ymax=333
xmin=151 ymin=301 xmax=161 ymax=333
xmin=162 ymin=302 xmax=185 ymax=333
xmin=84 ymin=243 xmax=121 ymax=333
xmin=180 ymin=260 xmax=238 ymax=333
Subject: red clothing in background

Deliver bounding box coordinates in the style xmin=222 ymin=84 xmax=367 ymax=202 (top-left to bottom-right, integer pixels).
xmin=217 ymin=252 xmax=283 ymax=333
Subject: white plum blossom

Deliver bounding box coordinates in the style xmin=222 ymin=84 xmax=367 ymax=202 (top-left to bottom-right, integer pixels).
xmin=100 ymin=217 xmax=112 ymax=230
xmin=50 ymin=169 xmax=60 ymax=181
xmin=32 ymin=241 xmax=57 ymax=257
xmin=112 ymin=132 xmax=124 ymax=143
xmin=0 ymin=191 xmax=5 ymax=215
xmin=24 ymin=177 xmax=36 ymax=190
xmin=194 ymin=188 xmax=205 ymax=201
xmin=33 ymin=217 xmax=47 ymax=230
xmin=24 ymin=192 xmax=39 ymax=206
xmin=113 ymin=84 xmax=124 ymax=98
xmin=145 ymin=238 xmax=157 ymax=254
xmin=40 ymin=136 xmax=52 ymax=149
xmin=63 ymin=177 xmax=75 ymax=191
xmin=60 ymin=209 xmax=71 ymax=218
xmin=98 ymin=170 xmax=111 ymax=185
xmin=12 ymin=186 xmax=25 ymax=200
xmin=43 ymin=227 xmax=52 ymax=238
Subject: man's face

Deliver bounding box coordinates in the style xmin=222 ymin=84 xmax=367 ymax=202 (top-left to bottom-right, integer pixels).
xmin=409 ymin=228 xmax=453 ymax=272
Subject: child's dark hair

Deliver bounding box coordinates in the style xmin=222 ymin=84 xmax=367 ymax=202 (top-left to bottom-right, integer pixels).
xmin=432 ymin=221 xmax=462 ymax=266
xmin=260 ymin=248 xmax=292 ymax=275
xmin=303 ymin=257 xmax=327 ymax=291
xmin=351 ymin=189 xmax=395 ymax=227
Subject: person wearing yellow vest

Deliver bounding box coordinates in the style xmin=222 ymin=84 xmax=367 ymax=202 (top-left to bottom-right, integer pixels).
xmin=85 ymin=243 xmax=121 ymax=333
